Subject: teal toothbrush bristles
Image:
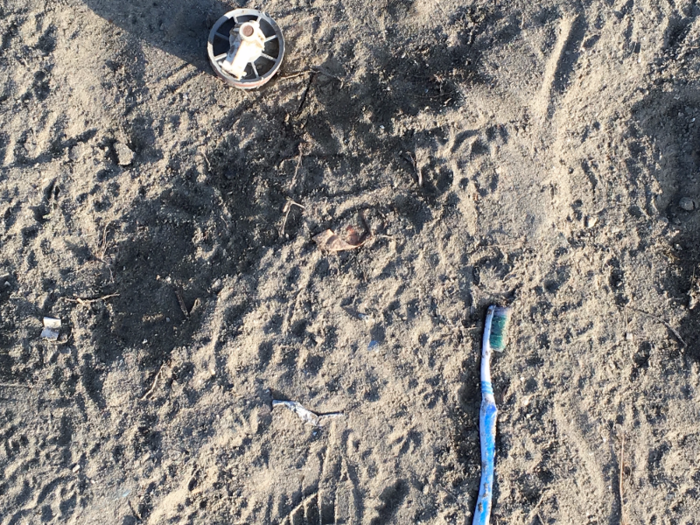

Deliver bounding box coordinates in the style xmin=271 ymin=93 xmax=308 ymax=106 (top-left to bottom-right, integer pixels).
xmin=488 ymin=306 xmax=511 ymax=352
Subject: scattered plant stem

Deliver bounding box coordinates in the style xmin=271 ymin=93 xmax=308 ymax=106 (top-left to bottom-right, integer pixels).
xmin=278 ymin=69 xmax=313 ymax=80
xmin=174 ymin=287 xmax=189 ymax=318
xmin=141 ymin=364 xmax=168 ymax=400
xmin=279 ymin=66 xmax=342 ymax=83
xmin=288 ymin=142 xmax=308 ymax=192
xmin=627 ymin=306 xmax=686 ymax=347
xmin=310 ymin=65 xmax=342 ymax=82
xmin=94 ymin=221 xmax=115 ymax=282
xmin=66 ymin=293 xmax=120 ymax=306
xmin=403 ymin=151 xmax=422 ymax=186
xmin=98 ymin=223 xmax=110 ymax=258
xmin=296 ymin=71 xmax=317 ymax=114
xmin=280 ymin=199 xmax=305 ymax=236
xmin=524 ymin=490 xmax=551 ymax=524
xmin=202 ymin=151 xmax=212 ymax=172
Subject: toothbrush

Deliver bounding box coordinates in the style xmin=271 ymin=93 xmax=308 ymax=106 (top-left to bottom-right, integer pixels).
xmin=473 ymin=305 xmax=511 ymax=525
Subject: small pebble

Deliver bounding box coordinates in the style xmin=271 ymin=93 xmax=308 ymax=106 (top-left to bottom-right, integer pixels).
xmin=114 ymin=142 xmax=135 ymax=166
xmin=679 ymin=197 xmax=696 ymax=211
xmin=584 ymin=216 xmax=598 ymax=228
xmin=69 ymin=143 xmax=87 ymax=161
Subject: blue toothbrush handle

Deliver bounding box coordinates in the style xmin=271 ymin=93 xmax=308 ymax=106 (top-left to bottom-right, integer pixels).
xmin=472 ymin=382 xmax=497 ymax=525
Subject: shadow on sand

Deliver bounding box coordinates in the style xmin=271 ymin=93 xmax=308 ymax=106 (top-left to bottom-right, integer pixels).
xmin=82 ymin=0 xmax=240 ymax=72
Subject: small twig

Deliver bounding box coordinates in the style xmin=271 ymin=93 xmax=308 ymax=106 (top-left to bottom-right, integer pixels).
xmin=201 ymin=152 xmax=212 ymax=172
xmin=437 ymin=486 xmax=470 ymax=513
xmin=280 ymin=66 xmax=343 ymax=83
xmin=278 ymin=69 xmax=314 ymax=81
xmin=174 ymin=287 xmax=189 ymax=318
xmin=93 ymin=222 xmax=115 ymax=282
xmin=280 ymin=199 xmax=306 ymax=236
xmin=141 ymin=364 xmax=167 ymax=400
xmin=296 ymin=71 xmax=317 ymax=114
xmin=289 ymin=142 xmax=307 ymax=191
xmin=525 ymin=492 xmax=548 ymax=524
xmin=661 ymin=248 xmax=681 ymax=262
xmin=97 ymin=222 xmax=111 ymax=260
xmin=403 ymin=151 xmax=422 ymax=186
xmin=281 ymin=203 xmax=292 ymax=236
xmin=310 ymin=65 xmax=343 ymax=83
xmin=627 ymin=306 xmax=686 ymax=347
xmin=66 ymin=293 xmax=120 ymax=306
xmin=0 ymin=383 xmax=31 ymax=389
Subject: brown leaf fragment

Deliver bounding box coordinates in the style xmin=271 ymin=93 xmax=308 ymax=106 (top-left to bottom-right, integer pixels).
xmin=313 ymin=211 xmax=373 ymax=252
xmin=346 ymin=225 xmax=362 ymax=245
xmin=313 ymin=229 xmax=363 ymax=252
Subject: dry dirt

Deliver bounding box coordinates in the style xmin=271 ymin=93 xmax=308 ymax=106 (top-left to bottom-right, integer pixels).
xmin=2 ymin=0 xmax=700 ymax=524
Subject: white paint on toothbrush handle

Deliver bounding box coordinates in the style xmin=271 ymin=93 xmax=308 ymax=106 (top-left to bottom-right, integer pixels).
xmin=473 ymin=398 xmax=498 ymax=525
xmin=474 ymin=305 xmax=498 ymax=525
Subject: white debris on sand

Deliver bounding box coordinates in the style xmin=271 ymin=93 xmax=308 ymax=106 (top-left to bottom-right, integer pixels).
xmin=41 ymin=317 xmax=61 ymax=341
xmin=272 ymin=400 xmax=344 ymax=427
xmin=114 ymin=142 xmax=135 ymax=166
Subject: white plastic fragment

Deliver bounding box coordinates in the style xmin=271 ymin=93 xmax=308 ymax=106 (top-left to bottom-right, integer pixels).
xmin=584 ymin=216 xmax=598 ymax=228
xmin=272 ymin=400 xmax=344 ymax=427
xmin=41 ymin=317 xmax=61 ymax=341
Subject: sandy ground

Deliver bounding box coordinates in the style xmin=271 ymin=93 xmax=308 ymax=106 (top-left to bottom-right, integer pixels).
xmin=1 ymin=0 xmax=700 ymax=523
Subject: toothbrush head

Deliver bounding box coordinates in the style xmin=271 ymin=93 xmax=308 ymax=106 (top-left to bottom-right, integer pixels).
xmin=489 ymin=306 xmax=512 ymax=352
